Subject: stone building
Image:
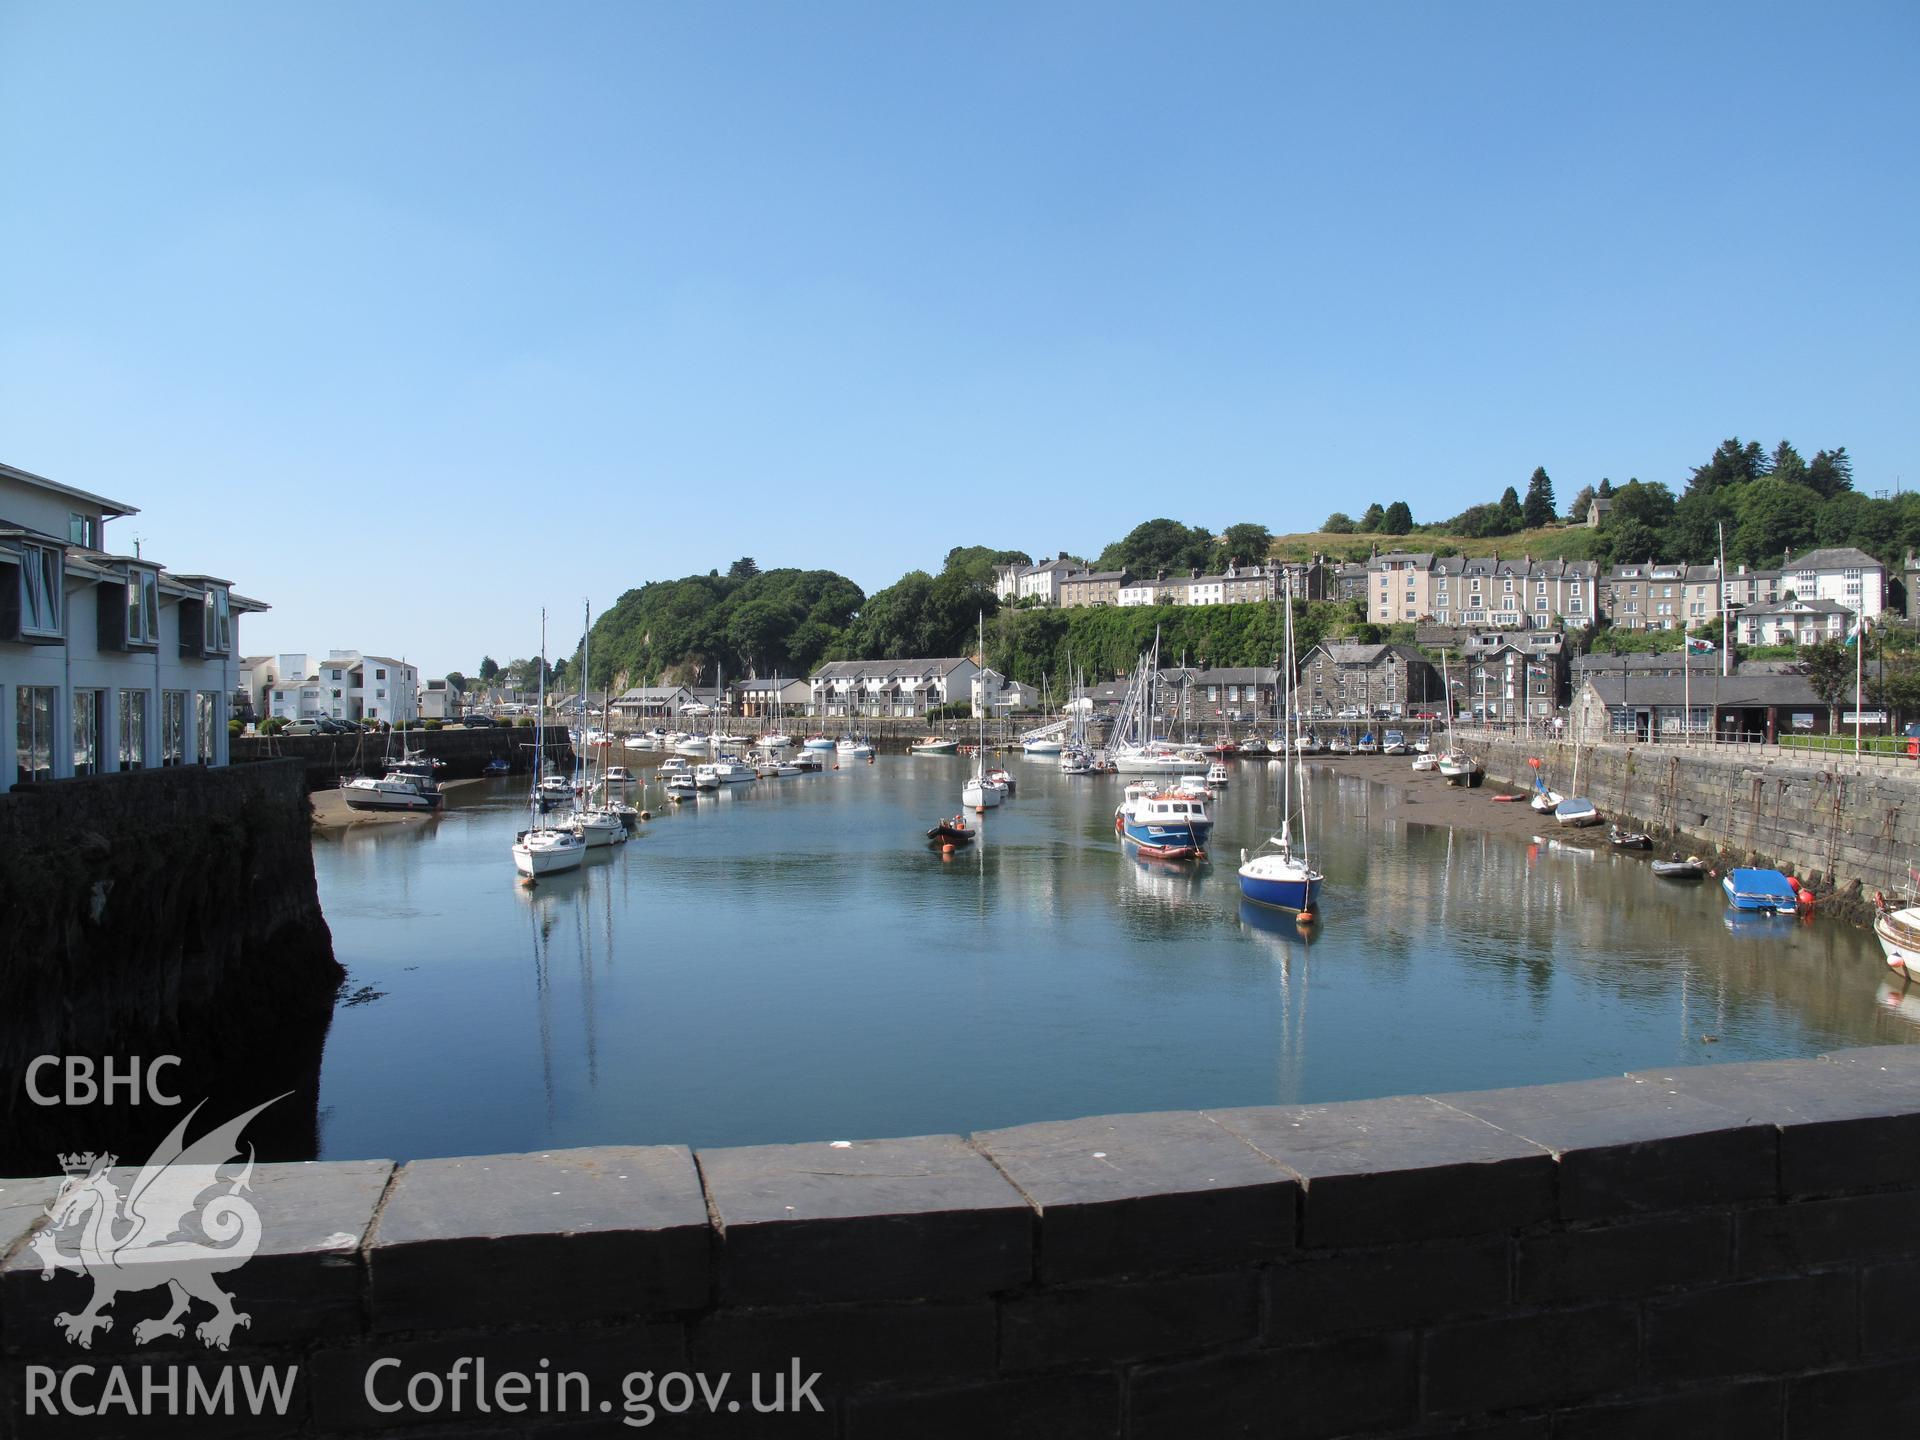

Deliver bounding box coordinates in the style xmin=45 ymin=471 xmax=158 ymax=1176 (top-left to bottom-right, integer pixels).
xmin=1293 ymin=642 xmax=1442 ymax=718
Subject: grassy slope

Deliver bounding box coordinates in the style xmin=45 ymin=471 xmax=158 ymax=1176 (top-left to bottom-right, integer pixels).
xmin=1268 ymin=526 xmax=1601 ymax=563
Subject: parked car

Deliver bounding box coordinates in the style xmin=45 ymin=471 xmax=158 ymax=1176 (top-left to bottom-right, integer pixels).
xmin=315 ymin=717 xmax=354 ymax=734
xmin=1337 ymin=707 xmax=1362 ymax=719
xmin=456 ymin=714 xmax=497 ymax=728
xmin=282 ymin=720 xmax=322 ymax=736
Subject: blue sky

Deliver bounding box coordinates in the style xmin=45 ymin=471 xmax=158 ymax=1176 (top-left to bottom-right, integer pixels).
xmin=3 ymin=2 xmax=1915 ymax=674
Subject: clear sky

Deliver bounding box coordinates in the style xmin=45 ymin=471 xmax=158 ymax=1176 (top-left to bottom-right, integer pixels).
xmin=3 ymin=2 xmax=1915 ymax=674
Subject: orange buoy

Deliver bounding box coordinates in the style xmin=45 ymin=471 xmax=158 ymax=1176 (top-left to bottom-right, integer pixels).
xmin=942 ymin=843 xmax=955 ymax=854
xmin=1296 ymin=910 xmax=1316 ymax=926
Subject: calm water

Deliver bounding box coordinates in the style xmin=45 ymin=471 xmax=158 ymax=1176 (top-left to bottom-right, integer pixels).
xmin=311 ymin=756 xmax=1912 ymax=1162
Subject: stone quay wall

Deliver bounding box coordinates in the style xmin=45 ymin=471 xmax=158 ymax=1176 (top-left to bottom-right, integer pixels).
xmin=1471 ymin=732 xmax=1920 ymax=906
xmin=0 ymin=760 xmax=341 ymax=1175
xmin=232 ymin=727 xmax=576 ymax=790
xmin=5 ymin=1048 xmax=1919 ymax=1436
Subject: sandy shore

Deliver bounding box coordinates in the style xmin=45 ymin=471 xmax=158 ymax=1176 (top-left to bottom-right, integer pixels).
xmin=1298 ymin=751 xmax=1621 ymax=848
xmin=310 ymin=777 xmax=488 ymax=830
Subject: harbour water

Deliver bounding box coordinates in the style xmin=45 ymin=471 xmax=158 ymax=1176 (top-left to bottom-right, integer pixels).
xmin=311 ymin=756 xmax=1909 ymax=1162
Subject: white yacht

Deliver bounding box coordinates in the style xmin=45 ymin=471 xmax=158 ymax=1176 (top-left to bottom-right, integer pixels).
xmin=342 ymin=775 xmax=443 ymax=813
xmin=512 ymin=613 xmax=585 ymax=880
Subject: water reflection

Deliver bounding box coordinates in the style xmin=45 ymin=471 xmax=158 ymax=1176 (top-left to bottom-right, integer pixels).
xmin=309 ymin=759 xmax=1909 ymax=1164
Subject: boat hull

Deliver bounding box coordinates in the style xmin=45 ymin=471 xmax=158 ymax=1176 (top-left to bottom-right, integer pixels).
xmin=1876 ymin=909 xmax=1920 ymax=974
xmin=962 ymin=779 xmax=1003 ymax=809
xmin=1116 ymin=814 xmax=1213 ymax=850
xmin=513 ymin=834 xmax=585 ymax=877
xmin=1238 ymin=868 xmax=1323 ymax=912
xmin=342 ymin=780 xmax=443 ymax=812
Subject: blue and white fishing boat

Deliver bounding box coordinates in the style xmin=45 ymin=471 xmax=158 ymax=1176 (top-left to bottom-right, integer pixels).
xmin=1722 ymin=868 xmax=1798 ymax=914
xmin=1239 ymin=587 xmax=1323 ymax=915
xmin=1115 ymin=782 xmax=1212 ymax=858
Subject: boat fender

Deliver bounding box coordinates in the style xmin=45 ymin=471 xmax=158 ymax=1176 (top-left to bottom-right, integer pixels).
xmin=1296 ymin=910 xmax=1315 ymax=926
xmin=942 ymin=843 xmax=954 ymax=854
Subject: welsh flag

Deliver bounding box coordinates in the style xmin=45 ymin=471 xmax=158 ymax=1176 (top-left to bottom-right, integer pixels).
xmin=1686 ymin=637 xmax=1715 ymax=654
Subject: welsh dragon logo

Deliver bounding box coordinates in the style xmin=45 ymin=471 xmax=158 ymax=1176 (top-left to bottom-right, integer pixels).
xmin=30 ymin=1095 xmax=284 ymax=1350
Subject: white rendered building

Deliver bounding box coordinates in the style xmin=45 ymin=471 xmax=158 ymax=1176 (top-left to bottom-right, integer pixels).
xmin=1 ymin=460 xmax=264 ymax=783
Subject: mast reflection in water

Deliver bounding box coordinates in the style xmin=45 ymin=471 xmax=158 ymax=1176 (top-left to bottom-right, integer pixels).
xmin=310 ymin=759 xmax=1907 ymax=1163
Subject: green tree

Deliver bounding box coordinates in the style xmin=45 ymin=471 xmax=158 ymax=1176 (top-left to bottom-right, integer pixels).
xmin=1094 ymin=519 xmax=1215 ymax=576
xmin=1594 ymin=517 xmax=1662 ymax=568
xmin=728 ymin=557 xmax=761 ymax=579
xmin=1806 ymin=447 xmax=1853 ymax=499
xmin=941 ymin=546 xmax=1033 ymax=587
xmin=1729 ymin=477 xmax=1822 ymax=566
xmin=1521 ymin=467 xmax=1556 ymax=529
xmin=1687 ymin=437 xmax=1767 ymax=495
xmin=1216 ymin=523 xmax=1274 ymax=568
xmin=1567 ymin=485 xmax=1595 ymax=524
xmin=1596 ymin=477 xmax=1613 ymax=498
xmin=1767 ymin=440 xmax=1807 ymax=488
xmin=1380 ymin=501 xmax=1414 ymax=536
xmin=478 ymin=656 xmax=500 ymax=681
xmin=1606 ymin=479 xmax=1677 ymax=530
xmin=1359 ymin=503 xmax=1387 ymax=531
xmin=1796 ymin=640 xmax=1850 ymax=729
xmin=445 ymin=671 xmax=467 ymax=692
xmin=1322 ymin=512 xmax=1356 ymax=534
xmin=1497 ymin=486 xmax=1524 ymax=531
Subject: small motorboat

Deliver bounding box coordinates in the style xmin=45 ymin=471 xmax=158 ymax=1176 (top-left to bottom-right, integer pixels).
xmin=1652 ymin=856 xmax=1706 ymax=880
xmin=983 ymin=767 xmax=1016 ymax=797
xmin=1382 ymin=730 xmax=1407 ymax=756
xmin=1555 ymin=796 xmax=1603 ymax=827
xmin=664 ymin=774 xmax=697 ymax=801
xmin=604 ymin=765 xmax=637 ymax=784
xmin=1205 ymin=763 xmax=1230 ymax=787
xmin=1609 ymin=827 xmax=1652 ymax=850
xmin=1411 ymin=753 xmax=1439 ymax=772
xmin=483 ymin=757 xmax=511 ymax=777
xmin=927 ymin=815 xmax=975 ymax=845
xmin=1722 ymin=867 xmax=1799 ymax=913
xmin=1355 ymin=731 xmax=1379 ymax=754
xmin=911 ymin=736 xmax=960 ymax=755
xmin=1238 ymin=737 xmax=1268 ymax=757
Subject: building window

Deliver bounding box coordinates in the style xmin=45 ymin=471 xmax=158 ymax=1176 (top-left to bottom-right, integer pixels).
xmin=127 ymin=570 xmax=159 ymax=645
xmin=202 ymin=589 xmax=232 ymax=654
xmin=72 ymin=689 xmax=104 ymax=777
xmin=68 ymin=513 xmax=99 ymax=548
xmin=118 ymin=689 xmax=148 ymax=769
xmin=195 ymin=691 xmax=221 ymax=763
xmin=375 ymin=667 xmax=388 ymax=680
xmin=164 ymin=690 xmax=189 ymax=766
xmin=19 ymin=543 xmax=62 ymax=636
xmin=17 ymin=685 xmax=57 ymax=783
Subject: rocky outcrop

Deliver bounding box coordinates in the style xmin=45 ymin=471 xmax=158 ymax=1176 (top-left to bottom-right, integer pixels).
xmin=0 ymin=760 xmax=339 ymax=1174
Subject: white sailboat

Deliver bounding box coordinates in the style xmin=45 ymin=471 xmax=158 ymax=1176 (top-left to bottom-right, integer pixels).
xmin=569 ymin=602 xmax=628 ymax=847
xmin=512 ymin=612 xmax=586 ymax=879
xmin=962 ymin=612 xmax=1003 ymax=811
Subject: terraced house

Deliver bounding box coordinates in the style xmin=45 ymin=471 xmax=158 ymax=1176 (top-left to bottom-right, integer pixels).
xmin=1 ymin=460 xmax=263 ymax=784
xmin=1293 ymin=642 xmax=1442 ymax=718
xmin=1428 ymin=556 xmax=1597 ymax=629
xmin=808 ymin=657 xmax=980 ymax=717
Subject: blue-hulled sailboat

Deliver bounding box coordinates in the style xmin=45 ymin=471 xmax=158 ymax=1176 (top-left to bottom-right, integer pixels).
xmin=1239 ymin=588 xmax=1323 ymax=916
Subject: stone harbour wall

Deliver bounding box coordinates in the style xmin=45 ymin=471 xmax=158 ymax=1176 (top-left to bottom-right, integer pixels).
xmin=232 ymin=727 xmax=576 ymax=791
xmin=1474 ymin=733 xmax=1920 ymax=912
xmin=0 ymin=760 xmax=341 ymax=1175
xmin=4 ymin=1048 xmax=1918 ymax=1437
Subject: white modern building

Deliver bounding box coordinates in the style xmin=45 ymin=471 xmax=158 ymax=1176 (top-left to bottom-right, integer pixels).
xmin=252 ymin=650 xmax=421 ymax=724
xmin=809 ymin=657 xmax=980 ymax=717
xmin=1 ymin=460 xmax=264 ymax=784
